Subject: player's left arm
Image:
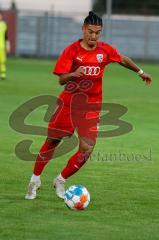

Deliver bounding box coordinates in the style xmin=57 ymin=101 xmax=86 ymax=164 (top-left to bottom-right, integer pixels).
xmin=119 ymin=55 xmax=152 ymax=85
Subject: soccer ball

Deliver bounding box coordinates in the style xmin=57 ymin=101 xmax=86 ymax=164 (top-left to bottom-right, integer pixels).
xmin=64 ymin=185 xmax=90 ymax=210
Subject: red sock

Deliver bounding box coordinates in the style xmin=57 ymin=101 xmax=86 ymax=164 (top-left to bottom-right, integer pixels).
xmin=33 ymin=140 xmax=59 ymax=176
xmin=61 ymin=150 xmax=90 ymax=179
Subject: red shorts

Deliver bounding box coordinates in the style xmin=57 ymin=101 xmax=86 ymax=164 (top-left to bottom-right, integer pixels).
xmin=48 ymin=102 xmax=100 ymax=143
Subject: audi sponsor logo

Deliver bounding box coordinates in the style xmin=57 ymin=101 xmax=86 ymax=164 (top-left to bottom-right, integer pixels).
xmin=81 ymin=66 xmax=101 ymax=76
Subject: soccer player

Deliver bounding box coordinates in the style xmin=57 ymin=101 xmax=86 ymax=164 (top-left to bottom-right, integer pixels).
xmin=0 ymin=12 xmax=10 ymax=80
xmin=25 ymin=12 xmax=152 ymax=200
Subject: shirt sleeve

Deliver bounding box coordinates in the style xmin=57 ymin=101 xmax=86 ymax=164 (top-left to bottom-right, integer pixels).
xmin=107 ymin=44 xmax=122 ymax=63
xmin=53 ymin=45 xmax=74 ymax=75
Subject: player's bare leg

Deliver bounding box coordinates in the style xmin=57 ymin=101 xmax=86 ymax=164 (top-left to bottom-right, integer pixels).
xmin=25 ymin=137 xmax=61 ymax=200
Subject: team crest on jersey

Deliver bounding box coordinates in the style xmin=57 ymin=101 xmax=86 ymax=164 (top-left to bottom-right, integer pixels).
xmin=96 ymin=54 xmax=103 ymax=63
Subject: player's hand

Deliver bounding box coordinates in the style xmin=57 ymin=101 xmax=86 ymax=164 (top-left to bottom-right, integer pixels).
xmin=140 ymin=72 xmax=152 ymax=86
xmin=73 ymin=66 xmax=85 ymax=78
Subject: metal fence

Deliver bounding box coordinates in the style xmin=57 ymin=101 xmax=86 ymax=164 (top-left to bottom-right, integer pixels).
xmin=16 ymin=10 xmax=159 ymax=60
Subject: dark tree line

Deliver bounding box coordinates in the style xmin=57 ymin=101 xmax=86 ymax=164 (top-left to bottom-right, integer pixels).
xmin=92 ymin=0 xmax=159 ymax=16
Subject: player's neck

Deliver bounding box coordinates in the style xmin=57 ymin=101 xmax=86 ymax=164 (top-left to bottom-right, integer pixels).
xmin=80 ymin=40 xmax=97 ymax=51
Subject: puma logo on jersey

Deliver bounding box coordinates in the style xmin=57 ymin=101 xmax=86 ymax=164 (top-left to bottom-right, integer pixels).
xmin=76 ymin=57 xmax=83 ymax=62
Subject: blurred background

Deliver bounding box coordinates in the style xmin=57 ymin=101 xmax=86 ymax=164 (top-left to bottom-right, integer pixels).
xmin=1 ymin=0 xmax=159 ymax=60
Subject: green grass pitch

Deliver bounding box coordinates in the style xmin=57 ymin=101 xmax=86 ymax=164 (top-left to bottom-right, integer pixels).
xmin=0 ymin=57 xmax=159 ymax=240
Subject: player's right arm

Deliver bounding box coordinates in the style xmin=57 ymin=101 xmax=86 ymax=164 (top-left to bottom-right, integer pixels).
xmin=59 ymin=67 xmax=85 ymax=85
xmin=53 ymin=43 xmax=85 ymax=85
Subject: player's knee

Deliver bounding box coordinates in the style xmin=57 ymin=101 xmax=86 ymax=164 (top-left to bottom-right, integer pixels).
xmin=79 ymin=137 xmax=96 ymax=154
xmin=79 ymin=143 xmax=94 ymax=155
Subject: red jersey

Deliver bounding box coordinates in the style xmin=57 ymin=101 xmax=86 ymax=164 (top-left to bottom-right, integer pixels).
xmin=53 ymin=39 xmax=122 ymax=105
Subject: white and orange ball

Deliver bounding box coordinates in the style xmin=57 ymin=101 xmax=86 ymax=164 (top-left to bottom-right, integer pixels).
xmin=64 ymin=185 xmax=90 ymax=210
